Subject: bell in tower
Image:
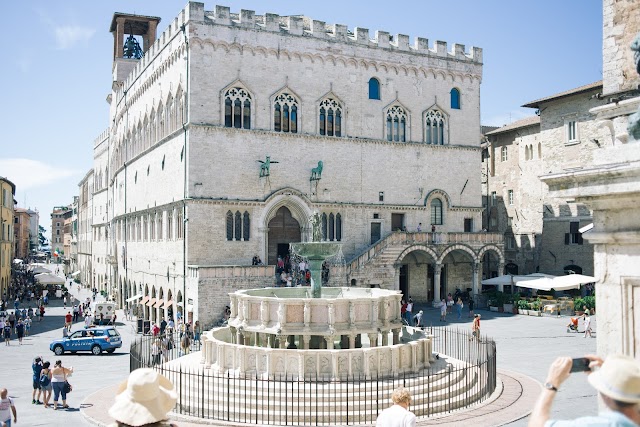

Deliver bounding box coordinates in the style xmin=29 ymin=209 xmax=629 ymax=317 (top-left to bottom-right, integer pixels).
xmin=109 ymin=13 xmax=161 ymax=85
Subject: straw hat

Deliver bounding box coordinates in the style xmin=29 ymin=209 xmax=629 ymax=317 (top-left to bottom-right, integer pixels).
xmin=108 ymin=368 xmax=177 ymax=426
xmin=588 ymin=354 xmax=640 ymax=403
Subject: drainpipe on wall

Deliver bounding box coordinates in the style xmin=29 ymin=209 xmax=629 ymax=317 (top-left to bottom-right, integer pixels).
xmin=181 ymin=23 xmax=189 ymax=322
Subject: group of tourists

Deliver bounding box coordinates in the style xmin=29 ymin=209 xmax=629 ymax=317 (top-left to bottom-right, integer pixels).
xmin=149 ymin=317 xmax=202 ymax=364
xmin=30 ymin=356 xmax=74 ymax=411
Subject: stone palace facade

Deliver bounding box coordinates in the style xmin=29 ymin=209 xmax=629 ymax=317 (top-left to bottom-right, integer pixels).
xmin=83 ymin=2 xmax=503 ymax=326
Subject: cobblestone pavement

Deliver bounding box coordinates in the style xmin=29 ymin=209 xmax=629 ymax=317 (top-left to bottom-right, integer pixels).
xmin=0 ymin=286 xmax=597 ymax=426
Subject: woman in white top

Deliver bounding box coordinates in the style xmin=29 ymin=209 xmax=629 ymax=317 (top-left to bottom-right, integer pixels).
xmin=50 ymin=360 xmax=73 ymax=410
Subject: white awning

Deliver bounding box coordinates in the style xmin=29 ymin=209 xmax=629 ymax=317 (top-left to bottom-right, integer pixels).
xmin=514 ymin=274 xmax=596 ymax=291
xmin=481 ymin=274 xmax=542 ymax=286
xmin=70 ymin=271 xmax=81 ymax=277
xmin=125 ymin=294 xmax=143 ymax=302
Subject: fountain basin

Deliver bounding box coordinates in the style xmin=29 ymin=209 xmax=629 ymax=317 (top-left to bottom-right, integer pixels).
xmin=290 ymin=242 xmax=341 ymax=259
xmin=228 ymin=287 xmax=403 ymax=341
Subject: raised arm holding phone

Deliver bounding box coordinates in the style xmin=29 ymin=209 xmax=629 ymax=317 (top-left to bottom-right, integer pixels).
xmin=529 ymin=354 xmax=640 ymax=427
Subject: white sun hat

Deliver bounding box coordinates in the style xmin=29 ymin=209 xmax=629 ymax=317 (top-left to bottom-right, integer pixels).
xmin=587 ymin=354 xmax=640 ymax=403
xmin=108 ymin=368 xmax=178 ymax=426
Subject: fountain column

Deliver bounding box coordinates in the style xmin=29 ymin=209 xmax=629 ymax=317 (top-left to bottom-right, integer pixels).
xmin=368 ymin=332 xmax=378 ymax=347
xmin=381 ymin=330 xmax=389 ymax=346
xmin=498 ymin=262 xmax=505 ymax=292
xmin=392 ymin=329 xmax=400 ymax=345
xmin=348 ymin=334 xmax=356 ymax=349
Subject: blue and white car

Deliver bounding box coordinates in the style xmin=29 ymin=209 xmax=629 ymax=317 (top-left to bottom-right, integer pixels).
xmin=49 ymin=326 xmax=122 ymax=355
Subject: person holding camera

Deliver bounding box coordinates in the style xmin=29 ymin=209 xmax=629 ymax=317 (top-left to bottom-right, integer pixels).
xmin=529 ymin=354 xmax=640 ymax=427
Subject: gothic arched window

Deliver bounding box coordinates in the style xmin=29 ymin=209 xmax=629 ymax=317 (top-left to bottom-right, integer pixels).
xmin=386 ymin=105 xmax=407 ymax=142
xmin=431 ymin=199 xmax=443 ymax=225
xmin=226 ymin=211 xmax=233 ymax=241
xmin=368 ymin=78 xmax=380 ymax=100
xmin=321 ymin=213 xmax=328 ymax=241
xmin=425 ymin=109 xmax=447 ymax=145
xmin=319 ymin=98 xmax=342 ymax=137
xmin=450 ymin=88 xmax=461 ymax=110
xmin=224 ymin=87 xmax=251 ymax=129
xmin=274 ymin=93 xmax=299 ymax=133
xmin=242 ymin=211 xmax=250 ymax=241
xmin=336 ymin=213 xmax=342 ymax=241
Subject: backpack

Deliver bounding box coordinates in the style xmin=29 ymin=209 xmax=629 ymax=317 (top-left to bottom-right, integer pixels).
xmin=39 ymin=371 xmax=51 ymax=387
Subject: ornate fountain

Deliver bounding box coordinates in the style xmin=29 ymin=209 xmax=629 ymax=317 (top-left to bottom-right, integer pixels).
xmin=197 ymin=212 xmax=433 ymax=378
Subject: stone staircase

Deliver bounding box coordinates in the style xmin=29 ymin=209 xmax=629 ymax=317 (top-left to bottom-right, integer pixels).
xmin=166 ymin=354 xmax=494 ymax=425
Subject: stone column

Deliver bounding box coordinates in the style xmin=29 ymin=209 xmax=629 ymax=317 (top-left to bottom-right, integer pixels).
xmin=301 ymin=335 xmax=310 ymax=350
xmin=368 ymin=332 xmax=378 ymax=347
xmin=381 ymin=330 xmax=389 ymax=346
xmin=498 ymin=262 xmax=505 ymax=292
xmin=472 ymin=262 xmax=480 ymax=296
xmin=303 ymin=301 xmax=310 ymax=329
xmin=348 ymin=334 xmax=356 ymax=349
xmin=392 ymin=329 xmax=400 ymax=345
xmin=261 ymin=300 xmax=268 ymax=328
xmin=115 ymin=17 xmax=125 ymax=59
xmin=278 ymin=335 xmax=287 ymax=349
xmin=236 ymin=329 xmax=244 ymax=345
xmin=434 ymin=263 xmax=442 ymax=303
xmin=394 ymin=264 xmax=401 ymax=290
xmin=325 ymin=335 xmax=335 ymax=350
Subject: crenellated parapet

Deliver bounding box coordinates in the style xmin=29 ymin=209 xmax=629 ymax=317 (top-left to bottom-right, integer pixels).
xmin=112 ymin=2 xmax=482 ymax=110
xmin=199 ymin=4 xmax=482 ymax=64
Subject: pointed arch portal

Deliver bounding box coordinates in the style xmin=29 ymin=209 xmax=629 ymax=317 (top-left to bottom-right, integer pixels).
xmin=267 ymin=206 xmax=301 ymax=266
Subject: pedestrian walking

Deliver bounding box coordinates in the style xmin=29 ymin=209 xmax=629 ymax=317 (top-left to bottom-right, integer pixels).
xmin=50 ymin=360 xmax=73 ymax=410
xmin=468 ymin=298 xmax=475 ymax=318
xmin=194 ymin=320 xmax=201 ymax=344
xmin=375 ymin=387 xmax=416 ymax=427
xmin=39 ymin=361 xmax=53 ymax=408
xmin=456 ymin=298 xmax=463 ymax=320
xmin=15 ymin=319 xmax=24 ymax=345
xmin=3 ymin=322 xmax=11 ymax=345
xmin=0 ymin=388 xmax=17 ymax=427
xmin=32 ymin=357 xmax=43 ymax=405
xmin=39 ymin=305 xmax=45 ymax=322
xmin=584 ymin=313 xmax=593 ymax=338
xmin=470 ymin=314 xmax=481 ymax=341
xmin=439 ymin=299 xmax=447 ymax=322
xmin=24 ymin=316 xmax=31 ymax=336
xmin=406 ymin=298 xmax=414 ymax=326
xmin=64 ymin=311 xmax=73 ymax=331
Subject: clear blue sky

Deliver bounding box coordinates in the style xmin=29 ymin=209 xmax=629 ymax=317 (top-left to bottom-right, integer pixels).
xmin=0 ymin=1 xmax=602 ymax=237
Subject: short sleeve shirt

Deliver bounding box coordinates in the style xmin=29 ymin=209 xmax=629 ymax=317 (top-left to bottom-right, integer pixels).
xmin=545 ymin=411 xmax=638 ymax=427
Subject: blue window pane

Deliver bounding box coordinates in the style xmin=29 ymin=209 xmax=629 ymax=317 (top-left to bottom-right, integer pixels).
xmin=451 ymin=88 xmax=460 ymax=109
xmin=369 ymin=78 xmax=380 ymax=100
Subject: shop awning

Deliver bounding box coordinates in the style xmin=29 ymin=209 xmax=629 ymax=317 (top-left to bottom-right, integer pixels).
xmin=161 ymin=299 xmax=173 ymax=309
xmin=70 ymin=271 xmax=81 ymax=277
xmin=140 ymin=296 xmax=150 ymax=304
xmin=126 ymin=294 xmax=143 ymax=303
xmin=154 ymin=299 xmax=164 ymax=308
xmin=34 ymin=273 xmax=65 ymax=285
xmin=516 ymin=274 xmax=596 ymax=291
xmin=146 ymin=298 xmax=157 ymax=307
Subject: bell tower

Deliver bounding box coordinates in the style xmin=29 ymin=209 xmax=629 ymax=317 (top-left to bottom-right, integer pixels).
xmin=109 ymin=13 xmax=161 ymax=85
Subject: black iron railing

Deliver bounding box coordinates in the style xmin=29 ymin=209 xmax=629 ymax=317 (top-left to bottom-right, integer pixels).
xmin=130 ymin=327 xmax=496 ymax=425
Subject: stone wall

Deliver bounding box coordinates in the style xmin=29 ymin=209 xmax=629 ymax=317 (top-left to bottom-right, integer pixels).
xmin=602 ymin=0 xmax=640 ymax=95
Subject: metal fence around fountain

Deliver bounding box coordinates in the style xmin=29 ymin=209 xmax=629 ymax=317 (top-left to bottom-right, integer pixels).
xmin=130 ymin=327 xmax=497 ymax=426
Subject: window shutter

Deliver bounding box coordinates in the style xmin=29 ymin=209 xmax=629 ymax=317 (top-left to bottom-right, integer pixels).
xmin=577 ymin=233 xmax=583 ymax=245
xmin=564 ymin=233 xmax=570 ymax=245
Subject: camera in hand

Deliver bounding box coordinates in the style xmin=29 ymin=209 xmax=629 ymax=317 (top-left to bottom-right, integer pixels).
xmin=570 ymin=357 xmax=591 ymax=373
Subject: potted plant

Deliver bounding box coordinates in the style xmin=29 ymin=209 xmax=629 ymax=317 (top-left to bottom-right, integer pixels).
xmin=529 ymin=299 xmax=542 ymax=316
xmin=574 ymin=297 xmax=586 ymax=316
xmin=584 ymin=296 xmax=596 ymax=314
xmin=517 ymin=299 xmax=529 ymax=315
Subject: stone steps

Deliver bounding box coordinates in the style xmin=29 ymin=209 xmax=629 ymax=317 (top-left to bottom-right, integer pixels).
xmin=165 ymin=359 xmax=490 ymax=424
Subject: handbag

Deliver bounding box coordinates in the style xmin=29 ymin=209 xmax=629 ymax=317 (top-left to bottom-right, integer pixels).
xmin=63 ymin=370 xmax=72 ymax=394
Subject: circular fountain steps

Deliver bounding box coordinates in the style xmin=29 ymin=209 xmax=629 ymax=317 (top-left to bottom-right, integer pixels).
xmin=164 ymin=354 xmax=490 ymax=425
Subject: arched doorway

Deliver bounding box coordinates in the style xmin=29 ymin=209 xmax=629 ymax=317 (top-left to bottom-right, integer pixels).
xmin=504 ymin=263 xmax=518 ymax=275
xmin=396 ymin=247 xmax=438 ymax=302
xmin=440 ymin=247 xmax=475 ymax=298
xmin=267 ymin=206 xmax=301 ymax=266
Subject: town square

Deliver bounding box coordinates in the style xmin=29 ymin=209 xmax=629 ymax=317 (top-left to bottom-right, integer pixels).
xmin=1 ymin=1 xmax=639 ymax=426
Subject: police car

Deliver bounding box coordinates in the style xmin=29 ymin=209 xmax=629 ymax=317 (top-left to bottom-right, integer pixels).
xmin=49 ymin=326 xmax=122 ymax=355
